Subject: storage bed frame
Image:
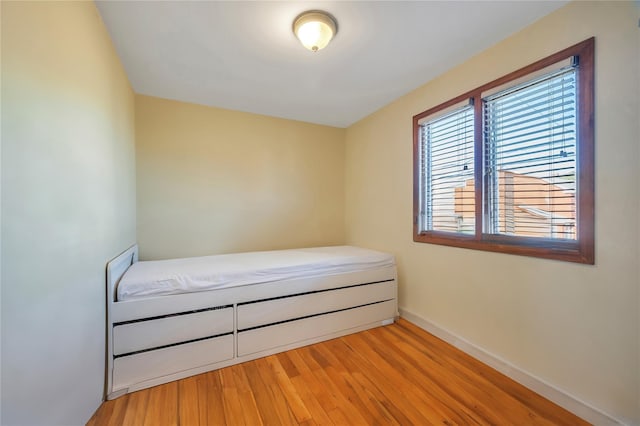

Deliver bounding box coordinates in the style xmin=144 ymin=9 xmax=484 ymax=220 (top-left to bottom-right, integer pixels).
xmin=106 ymin=245 xmax=398 ymax=399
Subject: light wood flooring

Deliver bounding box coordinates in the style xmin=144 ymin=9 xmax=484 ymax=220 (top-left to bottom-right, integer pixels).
xmin=88 ymin=318 xmax=588 ymax=425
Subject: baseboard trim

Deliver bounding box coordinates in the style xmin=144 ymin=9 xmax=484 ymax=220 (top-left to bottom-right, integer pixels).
xmin=399 ymin=307 xmax=626 ymax=426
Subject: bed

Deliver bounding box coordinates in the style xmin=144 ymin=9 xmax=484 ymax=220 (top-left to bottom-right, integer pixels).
xmin=106 ymin=245 xmax=398 ymax=399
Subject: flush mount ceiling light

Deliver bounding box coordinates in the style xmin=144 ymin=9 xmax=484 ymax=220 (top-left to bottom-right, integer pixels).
xmin=292 ymin=10 xmax=338 ymax=52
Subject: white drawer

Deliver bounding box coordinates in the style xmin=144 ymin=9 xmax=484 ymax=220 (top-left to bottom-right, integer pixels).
xmin=237 ymin=299 xmax=396 ymax=356
xmin=237 ymin=281 xmax=396 ymax=330
xmin=113 ymin=307 xmax=233 ymax=356
xmin=113 ymin=334 xmax=234 ymax=390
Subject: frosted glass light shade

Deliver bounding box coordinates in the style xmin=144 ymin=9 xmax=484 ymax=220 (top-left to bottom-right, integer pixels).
xmin=293 ymin=11 xmax=337 ymax=52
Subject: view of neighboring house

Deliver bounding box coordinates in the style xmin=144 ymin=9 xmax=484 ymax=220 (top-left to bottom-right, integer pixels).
xmin=445 ymin=171 xmax=576 ymax=238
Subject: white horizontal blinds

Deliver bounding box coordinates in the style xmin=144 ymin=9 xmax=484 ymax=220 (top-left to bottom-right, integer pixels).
xmin=484 ymin=63 xmax=578 ymax=239
xmin=419 ymin=102 xmax=475 ymax=234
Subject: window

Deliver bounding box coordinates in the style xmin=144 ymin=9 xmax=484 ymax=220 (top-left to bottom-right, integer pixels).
xmin=413 ymin=38 xmax=594 ymax=263
xmin=418 ymin=101 xmax=475 ymax=234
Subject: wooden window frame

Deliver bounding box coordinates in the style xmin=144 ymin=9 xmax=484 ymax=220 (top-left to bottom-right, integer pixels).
xmin=413 ymin=38 xmax=594 ymax=264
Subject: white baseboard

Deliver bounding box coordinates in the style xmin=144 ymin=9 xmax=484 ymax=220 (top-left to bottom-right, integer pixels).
xmin=399 ymin=307 xmax=626 ymax=426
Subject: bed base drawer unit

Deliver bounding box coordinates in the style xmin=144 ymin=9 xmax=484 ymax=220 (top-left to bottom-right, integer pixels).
xmin=113 ymin=306 xmax=233 ymax=355
xmin=238 ymin=299 xmax=396 ymax=356
xmin=237 ymin=280 xmax=395 ymax=331
xmin=113 ymin=334 xmax=234 ymax=391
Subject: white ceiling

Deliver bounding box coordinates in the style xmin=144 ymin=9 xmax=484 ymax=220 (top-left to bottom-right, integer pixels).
xmin=96 ymin=1 xmax=568 ymax=128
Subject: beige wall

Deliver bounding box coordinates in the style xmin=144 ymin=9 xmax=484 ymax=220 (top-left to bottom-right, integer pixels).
xmin=136 ymin=95 xmax=345 ymax=260
xmin=1 ymin=2 xmax=136 ymax=425
xmin=345 ymin=1 xmax=639 ymax=423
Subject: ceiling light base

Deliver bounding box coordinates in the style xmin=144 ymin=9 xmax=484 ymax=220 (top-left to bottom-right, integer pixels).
xmin=293 ymin=10 xmax=338 ymax=52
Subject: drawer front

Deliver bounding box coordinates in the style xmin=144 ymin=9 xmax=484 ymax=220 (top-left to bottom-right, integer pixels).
xmin=113 ymin=307 xmax=233 ymax=356
xmin=237 ymin=280 xmax=396 ymax=330
xmin=113 ymin=334 xmax=234 ymax=390
xmin=237 ymin=299 xmax=396 ymax=356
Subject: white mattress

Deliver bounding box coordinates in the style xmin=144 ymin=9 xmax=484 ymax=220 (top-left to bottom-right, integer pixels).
xmin=117 ymin=246 xmax=395 ymax=301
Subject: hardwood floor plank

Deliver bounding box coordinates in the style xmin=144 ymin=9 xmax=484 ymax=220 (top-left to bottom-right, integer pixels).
xmin=297 ymin=346 xmax=323 ymax=370
xmin=119 ymin=390 xmax=149 ymax=426
xmin=196 ymin=371 xmax=226 ymax=425
xmin=323 ymin=339 xmax=451 ymax=425
xmin=90 ymin=319 xmax=588 ymax=426
xmin=285 ymin=349 xmax=313 ymax=376
xmin=290 ymin=374 xmax=334 ymax=425
xmin=287 ymin=351 xmax=337 ymax=414
xmin=307 ymin=346 xmax=331 ymax=370
xmin=254 ymin=357 xmax=298 ymax=425
xmin=228 ymin=364 xmax=252 ymax=393
xmin=87 ymin=398 xmax=114 ymax=425
xmin=276 ymin=351 xmax=300 ymax=378
xmin=316 ymin=340 xmax=440 ymax=425
xmin=264 ymin=354 xmax=312 ymax=423
xmin=242 ymin=362 xmax=284 ymax=425
xmin=296 ymin=353 xmax=371 ymax=425
xmin=87 ymin=394 xmax=129 ymax=426
xmin=221 ymin=387 xmax=245 ymax=426
xmin=282 ymin=347 xmax=338 ymax=424
xmin=177 ymin=376 xmax=199 ymax=425
xmin=267 ymin=382 xmax=299 ymax=425
xmin=369 ymin=325 xmax=523 ymax=423
xmin=340 ymin=371 xmax=400 ymax=426
xmin=106 ymin=395 xmax=130 ymax=426
xmin=391 ymin=319 xmax=589 ymax=426
xmin=325 ymin=407 xmax=351 ymax=425
xmin=222 ymin=364 xmax=264 ymax=425
xmin=293 ymin=345 xmax=378 ymax=425
xmin=142 ymin=382 xmax=177 ymax=426
xmin=348 ymin=328 xmax=510 ymax=424
xmin=347 ymin=370 xmax=417 ymax=426
xmin=238 ymin=389 xmax=264 ymax=426
xmin=219 ymin=368 xmax=247 ymax=426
